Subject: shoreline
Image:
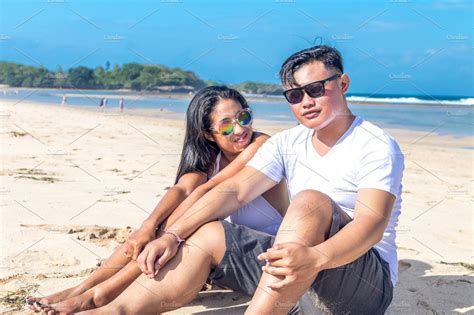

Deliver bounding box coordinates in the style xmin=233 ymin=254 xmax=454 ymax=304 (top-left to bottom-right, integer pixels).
xmin=0 ymin=99 xmax=474 ymax=144
xmin=2 ymin=99 xmax=473 ymax=145
xmin=2 ymin=86 xmax=473 ymax=107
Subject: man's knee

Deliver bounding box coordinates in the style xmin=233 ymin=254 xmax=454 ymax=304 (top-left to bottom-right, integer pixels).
xmin=290 ymin=190 xmax=333 ymax=217
xmin=283 ymin=190 xmax=334 ymax=243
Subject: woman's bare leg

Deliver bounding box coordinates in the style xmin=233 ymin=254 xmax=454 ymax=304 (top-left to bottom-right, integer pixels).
xmin=28 ymin=243 xmax=132 ymax=312
xmin=40 ymin=258 xmax=142 ymax=314
xmin=246 ymin=190 xmax=349 ymax=315
xmin=77 ymin=221 xmax=226 ymax=315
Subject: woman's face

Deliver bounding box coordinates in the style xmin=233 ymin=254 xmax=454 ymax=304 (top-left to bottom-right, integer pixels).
xmin=207 ymin=98 xmax=253 ymax=155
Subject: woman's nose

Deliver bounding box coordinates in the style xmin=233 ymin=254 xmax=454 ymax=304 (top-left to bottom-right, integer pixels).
xmin=232 ymin=122 xmax=245 ymax=136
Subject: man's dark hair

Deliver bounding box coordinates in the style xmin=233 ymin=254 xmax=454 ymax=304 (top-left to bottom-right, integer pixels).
xmin=279 ymin=45 xmax=344 ymax=87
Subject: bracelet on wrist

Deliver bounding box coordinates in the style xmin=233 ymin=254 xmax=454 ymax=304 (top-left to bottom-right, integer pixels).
xmin=164 ymin=230 xmax=185 ymax=245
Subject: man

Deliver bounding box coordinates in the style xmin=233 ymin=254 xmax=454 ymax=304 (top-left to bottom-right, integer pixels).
xmin=152 ymin=45 xmax=404 ymax=314
xmin=92 ymin=45 xmax=404 ymax=314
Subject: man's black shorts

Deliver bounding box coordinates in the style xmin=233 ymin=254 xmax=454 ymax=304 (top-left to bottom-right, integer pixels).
xmin=209 ymin=201 xmax=393 ymax=314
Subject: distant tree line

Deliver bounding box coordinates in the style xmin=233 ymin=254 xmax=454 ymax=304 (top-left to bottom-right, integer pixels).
xmin=0 ymin=61 xmax=284 ymax=95
xmin=0 ymin=61 xmax=206 ymax=91
xmin=230 ymin=81 xmax=284 ymax=96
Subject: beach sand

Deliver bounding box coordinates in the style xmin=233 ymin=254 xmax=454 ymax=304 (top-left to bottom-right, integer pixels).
xmin=0 ymin=99 xmax=472 ymax=314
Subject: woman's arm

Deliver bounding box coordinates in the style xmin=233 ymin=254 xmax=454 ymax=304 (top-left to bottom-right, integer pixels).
xmin=160 ymin=132 xmax=270 ymax=230
xmin=141 ymin=172 xmax=208 ymax=229
xmin=125 ymin=171 xmax=207 ymax=259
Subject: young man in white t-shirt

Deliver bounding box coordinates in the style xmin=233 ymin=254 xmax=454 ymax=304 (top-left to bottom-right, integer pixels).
xmin=92 ymin=46 xmax=404 ymax=314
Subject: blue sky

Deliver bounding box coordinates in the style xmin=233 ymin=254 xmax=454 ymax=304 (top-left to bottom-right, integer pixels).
xmin=1 ymin=0 xmax=472 ymax=97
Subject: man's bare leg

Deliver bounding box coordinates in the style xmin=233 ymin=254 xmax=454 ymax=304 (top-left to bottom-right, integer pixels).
xmin=246 ymin=190 xmax=348 ymax=315
xmin=28 ymin=243 xmax=132 ymax=312
xmin=76 ymin=221 xmax=226 ymax=315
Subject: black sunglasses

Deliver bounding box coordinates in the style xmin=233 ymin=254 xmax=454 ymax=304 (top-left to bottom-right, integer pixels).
xmin=283 ymin=74 xmax=341 ymax=104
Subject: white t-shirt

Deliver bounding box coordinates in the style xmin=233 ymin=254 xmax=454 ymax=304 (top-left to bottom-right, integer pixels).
xmin=247 ymin=116 xmax=404 ymax=285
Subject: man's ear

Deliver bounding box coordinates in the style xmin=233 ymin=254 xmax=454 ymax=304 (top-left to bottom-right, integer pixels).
xmin=204 ymin=131 xmax=215 ymax=142
xmin=340 ymin=74 xmax=350 ymax=94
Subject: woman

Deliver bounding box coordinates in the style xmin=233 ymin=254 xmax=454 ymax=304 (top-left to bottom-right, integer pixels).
xmin=27 ymin=86 xmax=288 ymax=314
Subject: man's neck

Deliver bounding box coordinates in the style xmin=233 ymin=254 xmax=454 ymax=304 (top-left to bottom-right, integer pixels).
xmin=313 ymin=113 xmax=356 ymax=149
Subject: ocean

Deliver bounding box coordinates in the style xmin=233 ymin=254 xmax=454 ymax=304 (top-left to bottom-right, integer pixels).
xmin=1 ymin=88 xmax=472 ymax=137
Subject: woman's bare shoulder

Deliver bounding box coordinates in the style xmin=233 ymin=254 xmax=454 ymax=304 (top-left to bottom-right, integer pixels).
xmin=175 ymin=171 xmax=208 ymax=191
xmin=252 ymin=131 xmax=271 ymax=143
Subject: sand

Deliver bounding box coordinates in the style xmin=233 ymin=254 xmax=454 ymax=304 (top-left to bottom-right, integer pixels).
xmin=0 ymin=99 xmax=472 ymax=314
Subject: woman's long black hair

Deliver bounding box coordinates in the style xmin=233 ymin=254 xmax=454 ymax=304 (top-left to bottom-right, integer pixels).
xmin=174 ymin=86 xmax=249 ymax=183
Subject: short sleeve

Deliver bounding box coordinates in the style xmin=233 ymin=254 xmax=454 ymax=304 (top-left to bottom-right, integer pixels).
xmin=246 ymin=134 xmax=285 ymax=183
xmin=356 ymin=137 xmax=404 ymax=197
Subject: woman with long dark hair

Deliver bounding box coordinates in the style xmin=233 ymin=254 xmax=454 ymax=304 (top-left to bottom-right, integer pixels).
xmin=27 ymin=86 xmax=288 ymax=314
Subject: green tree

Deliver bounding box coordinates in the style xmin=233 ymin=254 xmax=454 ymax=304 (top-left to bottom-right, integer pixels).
xmin=94 ymin=66 xmax=106 ymax=87
xmin=67 ymin=66 xmax=96 ymax=88
xmin=32 ymin=66 xmax=55 ymax=87
xmin=121 ymin=63 xmax=143 ymax=82
xmin=55 ymin=65 xmax=66 ymax=87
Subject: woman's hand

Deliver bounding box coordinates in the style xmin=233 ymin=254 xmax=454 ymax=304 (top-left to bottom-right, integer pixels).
xmin=136 ymin=233 xmax=179 ymax=278
xmin=124 ymin=224 xmax=157 ymax=260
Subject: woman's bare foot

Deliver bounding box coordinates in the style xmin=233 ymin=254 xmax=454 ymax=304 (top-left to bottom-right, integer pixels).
xmin=26 ymin=285 xmax=87 ymax=312
xmin=38 ymin=287 xmax=105 ymax=314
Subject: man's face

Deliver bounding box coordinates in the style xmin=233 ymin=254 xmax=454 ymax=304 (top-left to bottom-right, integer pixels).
xmin=286 ymin=61 xmax=349 ymax=131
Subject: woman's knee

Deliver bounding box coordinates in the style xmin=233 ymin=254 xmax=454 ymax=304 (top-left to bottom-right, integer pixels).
xmin=189 ymin=221 xmax=224 ymax=240
xmin=185 ymin=221 xmax=225 ymax=265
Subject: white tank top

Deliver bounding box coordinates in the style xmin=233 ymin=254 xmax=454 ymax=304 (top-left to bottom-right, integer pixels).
xmin=212 ymin=152 xmax=282 ymax=235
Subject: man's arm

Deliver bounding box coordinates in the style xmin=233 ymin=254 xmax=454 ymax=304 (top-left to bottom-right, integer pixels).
xmin=136 ymin=167 xmax=278 ymax=277
xmin=259 ymin=188 xmax=394 ymax=289
xmin=169 ymin=166 xmax=278 ymax=239
xmin=314 ymin=188 xmax=394 ymax=269
xmin=125 ymin=171 xmax=207 ymax=259
xmin=144 ymin=133 xmax=272 ymax=232
xmin=161 ymin=133 xmax=271 ymax=231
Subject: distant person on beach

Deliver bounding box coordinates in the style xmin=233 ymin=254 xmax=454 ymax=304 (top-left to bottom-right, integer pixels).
xmin=27 ymin=86 xmax=289 ymax=314
xmin=61 ymin=95 xmax=67 ymax=106
xmin=99 ymin=97 xmax=107 ymax=112
xmin=119 ymin=97 xmax=124 ymax=112
xmin=99 ymin=97 xmax=108 ymax=106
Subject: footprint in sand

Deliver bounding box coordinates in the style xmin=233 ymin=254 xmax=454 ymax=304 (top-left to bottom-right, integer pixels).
xmin=6 ymin=250 xmax=80 ymax=271
xmin=0 ymin=284 xmax=40 ymax=312
xmin=14 ymin=168 xmax=59 ymax=183
xmin=75 ymin=226 xmax=133 ymax=246
xmin=399 ymin=260 xmax=412 ymax=272
xmin=20 ymin=224 xmax=134 ymax=247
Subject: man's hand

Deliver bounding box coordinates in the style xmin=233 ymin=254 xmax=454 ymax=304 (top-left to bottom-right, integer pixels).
xmin=258 ymin=242 xmax=323 ymax=290
xmin=124 ymin=225 xmax=156 ymax=260
xmin=137 ymin=234 xmax=179 ymax=278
